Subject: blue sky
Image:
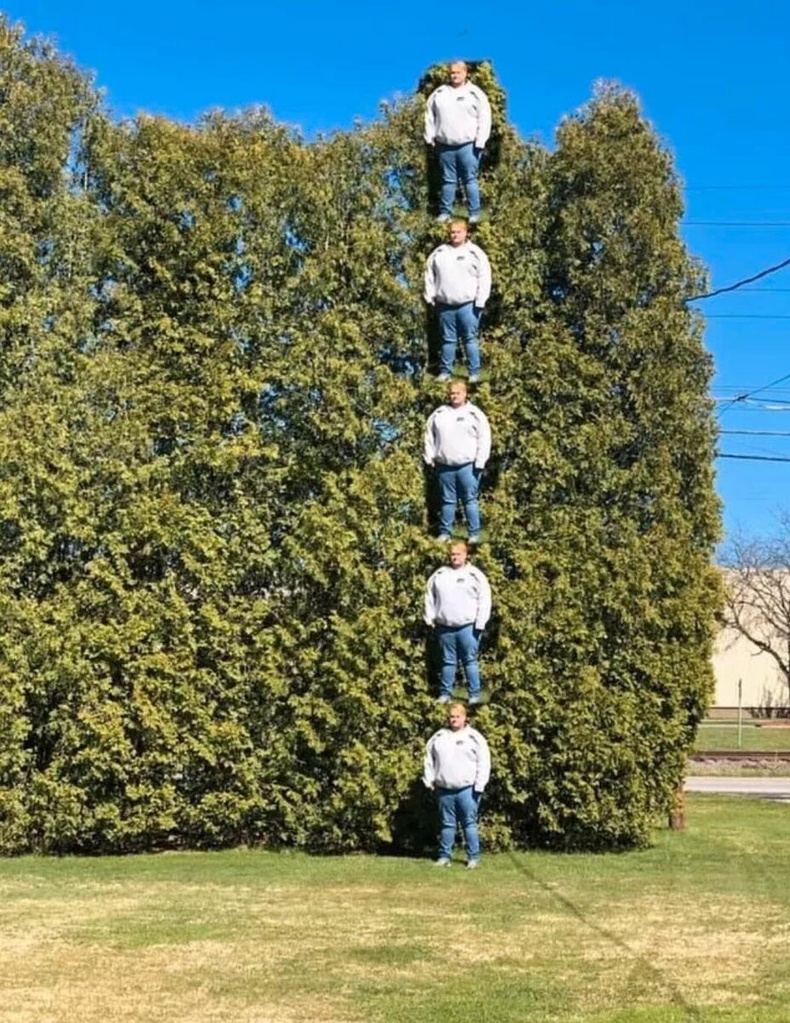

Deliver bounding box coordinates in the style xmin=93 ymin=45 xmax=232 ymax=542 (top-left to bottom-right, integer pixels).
xmin=4 ymin=0 xmax=789 ymax=543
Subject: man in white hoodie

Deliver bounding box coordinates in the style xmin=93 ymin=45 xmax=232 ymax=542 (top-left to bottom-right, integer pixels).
xmin=424 ymin=540 xmax=492 ymax=704
xmin=423 ymin=380 xmax=491 ymax=542
xmin=425 ymin=219 xmax=492 ymax=382
xmin=424 ymin=60 xmax=492 ymax=223
xmin=423 ymin=701 xmax=491 ymax=867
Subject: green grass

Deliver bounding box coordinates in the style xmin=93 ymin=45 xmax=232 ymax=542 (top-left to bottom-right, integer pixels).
xmin=694 ymin=722 xmax=790 ymax=752
xmin=1 ymin=796 xmax=790 ymax=1021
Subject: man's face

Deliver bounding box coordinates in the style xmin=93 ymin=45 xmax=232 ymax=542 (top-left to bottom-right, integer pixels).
xmin=449 ymin=544 xmax=468 ymax=569
xmin=447 ymin=706 xmax=467 ymax=730
xmin=448 ymin=222 xmax=468 ymax=247
xmin=449 ymin=62 xmax=468 ymax=87
xmin=447 ymin=383 xmax=467 ymax=408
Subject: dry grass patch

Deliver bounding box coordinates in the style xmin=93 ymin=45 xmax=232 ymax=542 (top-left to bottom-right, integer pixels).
xmin=1 ymin=797 xmax=790 ymax=1023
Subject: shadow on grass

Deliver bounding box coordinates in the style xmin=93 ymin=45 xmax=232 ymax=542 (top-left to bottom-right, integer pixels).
xmin=505 ymin=851 xmax=703 ymax=1020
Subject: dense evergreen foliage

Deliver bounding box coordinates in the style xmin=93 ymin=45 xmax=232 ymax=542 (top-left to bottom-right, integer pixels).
xmin=0 ymin=19 xmax=721 ymax=853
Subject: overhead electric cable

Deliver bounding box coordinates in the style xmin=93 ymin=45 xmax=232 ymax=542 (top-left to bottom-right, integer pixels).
xmin=716 ymin=371 xmax=790 ymax=419
xmin=684 ymin=220 xmax=790 ymax=227
xmin=717 ymin=453 xmax=790 ymax=463
xmin=720 ymin=429 xmax=790 ymax=437
xmin=689 ymin=254 xmax=790 ymax=301
xmin=685 ymin=185 xmax=790 ymax=191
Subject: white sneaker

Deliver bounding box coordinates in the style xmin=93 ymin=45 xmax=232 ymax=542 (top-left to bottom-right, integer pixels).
xmin=434 ymin=858 xmax=452 ymax=867
xmin=466 ymin=860 xmax=480 ymax=870
xmin=436 ymin=372 xmax=451 ymax=382
xmin=437 ymin=694 xmax=452 ymax=704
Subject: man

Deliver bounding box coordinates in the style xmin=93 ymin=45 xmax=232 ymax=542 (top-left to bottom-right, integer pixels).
xmin=424 ymin=60 xmax=492 ymax=223
xmin=423 ymin=380 xmax=491 ymax=543
xmin=424 ymin=540 xmax=492 ymax=705
xmin=425 ymin=219 xmax=491 ymax=383
xmin=423 ymin=701 xmax=491 ymax=868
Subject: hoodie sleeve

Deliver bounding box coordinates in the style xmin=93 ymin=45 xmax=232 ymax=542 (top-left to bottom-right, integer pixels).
xmin=473 ymin=245 xmax=492 ymax=308
xmin=424 ymin=90 xmax=437 ymax=145
xmin=423 ymin=732 xmax=439 ymax=788
xmin=424 ymin=248 xmax=437 ymax=305
xmin=423 ymin=408 xmax=438 ymax=466
xmin=473 ymin=85 xmax=492 ymax=149
xmin=473 ymin=567 xmax=492 ymax=630
xmin=472 ymin=406 xmax=491 ymax=469
xmin=424 ymin=570 xmax=439 ymax=626
xmin=470 ymin=728 xmax=491 ymax=792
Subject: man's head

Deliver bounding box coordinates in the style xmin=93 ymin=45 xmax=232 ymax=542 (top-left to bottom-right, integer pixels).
xmin=448 ymin=61 xmax=468 ymax=87
xmin=446 ymin=701 xmax=468 ymax=730
xmin=448 ymin=540 xmax=469 ymax=569
xmin=446 ymin=379 xmax=467 ymax=408
xmin=448 ymin=219 xmax=469 ymax=247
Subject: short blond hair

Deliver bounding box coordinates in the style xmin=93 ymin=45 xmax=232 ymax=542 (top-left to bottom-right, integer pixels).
xmin=446 ymin=700 xmax=467 ymax=716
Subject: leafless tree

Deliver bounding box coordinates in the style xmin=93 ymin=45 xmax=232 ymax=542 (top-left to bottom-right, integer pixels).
xmin=721 ymin=514 xmax=790 ymax=713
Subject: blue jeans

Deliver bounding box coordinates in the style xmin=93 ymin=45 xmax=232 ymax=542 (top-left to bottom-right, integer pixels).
xmin=437 ymin=786 xmax=481 ymax=861
xmin=437 ymin=142 xmax=481 ymax=217
xmin=436 ymin=461 xmax=480 ymax=537
xmin=437 ymin=302 xmax=481 ymax=376
xmin=436 ymin=622 xmax=481 ymax=697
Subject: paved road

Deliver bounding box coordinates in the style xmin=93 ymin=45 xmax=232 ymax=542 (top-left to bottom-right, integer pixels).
xmin=685 ymin=776 xmax=790 ymax=801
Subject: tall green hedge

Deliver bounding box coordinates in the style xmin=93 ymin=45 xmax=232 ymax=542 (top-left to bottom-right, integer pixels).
xmin=0 ymin=26 xmax=721 ymax=854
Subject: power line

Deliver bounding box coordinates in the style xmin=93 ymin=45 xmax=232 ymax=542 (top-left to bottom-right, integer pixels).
xmin=714 ymin=388 xmax=790 ymax=396
xmin=685 ymin=185 xmax=790 ymax=191
xmin=706 ymin=314 xmax=790 ymax=320
xmin=684 ymin=221 xmax=790 ymax=227
xmin=717 ymin=452 xmax=790 ymax=463
xmin=720 ymin=429 xmax=790 ymax=437
xmin=689 ymin=254 xmax=790 ymax=301
xmin=716 ymin=372 xmax=790 ymax=419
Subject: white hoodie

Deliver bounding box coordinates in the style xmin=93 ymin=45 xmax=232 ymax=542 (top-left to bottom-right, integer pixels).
xmin=424 ymin=83 xmax=492 ymax=149
xmin=423 ymin=724 xmax=491 ymax=792
xmin=424 ymin=563 xmax=492 ymax=631
xmin=423 ymin=400 xmax=491 ymax=469
xmin=424 ymin=241 xmax=492 ymax=308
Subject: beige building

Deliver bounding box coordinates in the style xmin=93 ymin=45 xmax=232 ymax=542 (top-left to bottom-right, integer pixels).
xmin=712 ymin=568 xmax=789 ymax=711
xmin=712 ymin=624 xmax=787 ymax=710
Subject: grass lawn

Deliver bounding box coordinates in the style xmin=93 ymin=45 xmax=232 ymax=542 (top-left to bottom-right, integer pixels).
xmin=695 ymin=722 xmax=790 ymax=752
xmin=1 ymin=795 xmax=789 ymax=1022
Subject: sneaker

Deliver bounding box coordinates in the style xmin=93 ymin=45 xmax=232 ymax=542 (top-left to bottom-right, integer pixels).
xmin=468 ymin=694 xmax=482 ymax=706
xmin=436 ymin=214 xmax=451 ymax=223
xmin=468 ymin=374 xmax=481 ymax=384
xmin=436 ymin=372 xmax=451 ymax=382
xmin=467 ymin=534 xmax=480 ymax=545
xmin=434 ymin=857 xmax=452 ymax=867
xmin=466 ymin=860 xmax=480 ymax=870
xmin=437 ymin=534 xmax=451 ymax=543
xmin=468 ymin=215 xmax=480 ymax=225
xmin=437 ymin=694 xmax=452 ymax=704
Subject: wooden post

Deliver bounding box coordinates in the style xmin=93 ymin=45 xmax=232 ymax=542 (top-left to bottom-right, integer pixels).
xmin=669 ymin=784 xmax=685 ymax=831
